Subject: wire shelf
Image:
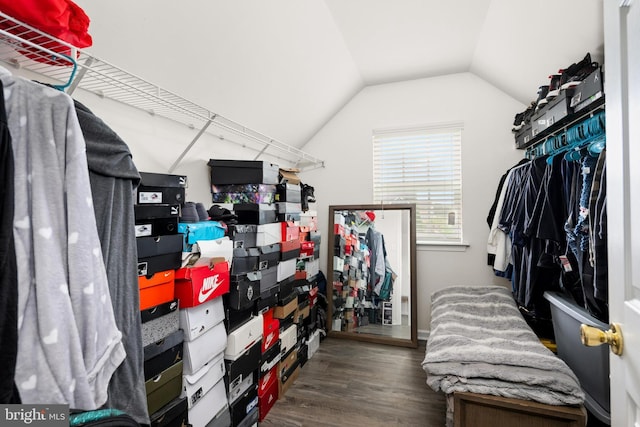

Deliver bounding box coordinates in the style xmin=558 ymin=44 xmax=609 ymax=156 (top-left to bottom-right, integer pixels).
xmin=0 ymin=11 xmax=325 ymax=170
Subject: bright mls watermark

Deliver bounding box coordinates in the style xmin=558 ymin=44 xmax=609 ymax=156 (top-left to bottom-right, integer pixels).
xmin=1 ymin=405 xmax=68 ymax=426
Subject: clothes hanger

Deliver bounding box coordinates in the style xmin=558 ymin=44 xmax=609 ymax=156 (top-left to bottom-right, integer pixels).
xmin=51 ymin=54 xmax=78 ymax=92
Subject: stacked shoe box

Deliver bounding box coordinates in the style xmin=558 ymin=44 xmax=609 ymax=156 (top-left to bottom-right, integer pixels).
xmin=135 ymin=172 xmax=188 ymax=427
xmin=208 ymin=159 xmax=282 ymax=427
xmin=175 ymin=256 xmax=231 ymax=427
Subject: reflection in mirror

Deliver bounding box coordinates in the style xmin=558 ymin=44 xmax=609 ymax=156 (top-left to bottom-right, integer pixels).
xmin=328 ymin=204 xmax=417 ymax=348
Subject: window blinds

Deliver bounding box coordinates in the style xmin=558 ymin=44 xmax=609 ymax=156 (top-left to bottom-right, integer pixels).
xmin=373 ymin=124 xmax=463 ymax=243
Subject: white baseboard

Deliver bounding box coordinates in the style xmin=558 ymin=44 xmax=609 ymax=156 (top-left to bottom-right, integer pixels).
xmin=418 ymin=329 xmax=430 ymax=341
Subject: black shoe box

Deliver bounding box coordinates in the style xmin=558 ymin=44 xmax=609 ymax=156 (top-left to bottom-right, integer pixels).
xmin=224 ymin=300 xmax=255 ymax=333
xmin=234 ymin=405 xmax=258 ymax=427
xmin=137 ymin=234 xmax=184 ymax=259
xmin=571 ymin=67 xmax=604 ymax=113
xmin=278 ymin=276 xmax=295 ymax=299
xmin=256 ymin=292 xmax=278 ymax=314
xmin=276 ymin=212 xmax=301 ymax=222
xmin=298 ymin=343 xmax=308 ymax=368
xmin=138 ymin=252 xmax=182 ymax=277
xmin=229 ymin=386 xmax=259 ymax=427
xmin=150 ymin=396 xmax=188 ymax=427
xmin=141 ymin=299 xmax=179 ymax=324
xmin=140 ymin=172 xmax=188 ymax=188
xmin=228 ymin=224 xmax=258 ymax=249
xmin=228 ymin=272 xmax=261 ymax=311
xmin=144 ymin=329 xmax=183 ymax=361
xmin=514 ymin=123 xmax=533 ymax=149
xmin=233 ymin=203 xmax=277 ymax=225
xmin=144 ymin=334 xmax=184 ymax=381
xmin=530 ymin=106 xmax=549 ymax=139
xmin=225 ymin=340 xmax=261 ymax=403
xmin=208 ymin=159 xmax=279 ymax=185
xmin=545 ymin=88 xmax=574 ymax=130
xmin=137 ymin=185 xmax=185 ymax=206
xmin=260 ymin=341 xmax=281 ymax=376
xmin=258 ymin=243 xmax=281 ymax=270
xmin=231 ymin=247 xmax=260 ymax=275
xmin=135 ymin=217 xmax=179 ymax=237
xmin=135 ymin=204 xmax=181 ymax=220
xmin=275 ymin=183 xmax=301 ymax=203
xmin=260 ymin=265 xmax=278 ymax=295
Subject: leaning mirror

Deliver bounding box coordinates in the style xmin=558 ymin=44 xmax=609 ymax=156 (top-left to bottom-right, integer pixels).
xmin=327 ymin=204 xmax=417 ymax=348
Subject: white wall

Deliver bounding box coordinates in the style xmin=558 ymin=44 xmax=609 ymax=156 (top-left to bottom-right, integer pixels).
xmin=300 ymin=72 xmax=524 ymax=335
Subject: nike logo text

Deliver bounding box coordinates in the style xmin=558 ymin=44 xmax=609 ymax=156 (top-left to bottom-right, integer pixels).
xmin=198 ymin=274 xmax=224 ymax=303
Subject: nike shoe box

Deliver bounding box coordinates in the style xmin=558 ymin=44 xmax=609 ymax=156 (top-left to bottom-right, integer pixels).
xmin=228 ymin=272 xmax=261 ymax=311
xmin=174 ymin=261 xmax=230 ymax=308
xmin=276 ymin=258 xmax=296 ymax=283
xmin=141 ymin=300 xmax=180 ymax=347
xmin=150 ymin=396 xmax=188 ymax=427
xmin=261 ymin=309 xmax=280 ymax=354
xmin=280 ymin=239 xmax=301 ymax=261
xmin=182 ymin=352 xmax=226 ymax=409
xmin=208 ymin=159 xmax=279 ymax=185
xmin=145 ymin=360 xmax=183 ymax=415
xmin=139 ymin=269 xmax=176 ymax=311
xmin=225 ymin=314 xmax=263 ymax=360
xmin=571 ymin=67 xmax=604 ymax=113
xmin=233 ymin=203 xmax=277 ymax=225
xmin=144 ymin=329 xmax=184 ymax=381
xmin=256 ymin=223 xmax=281 ymax=246
xmin=258 ymin=366 xmax=277 ymax=397
xmin=183 ymin=321 xmax=227 ymax=375
xmin=260 ymin=341 xmax=281 ymax=376
xmin=206 ymin=405 xmax=231 ymax=427
xmin=179 ymin=297 xmax=225 ymax=342
xmin=278 ymin=363 xmax=299 ymax=399
xmin=228 ymin=224 xmax=258 ymax=249
xmin=224 ymin=302 xmax=255 ymax=333
xmin=275 ymin=183 xmax=301 ymax=203
xmin=225 ymin=340 xmax=261 ymax=404
xmin=274 ymin=294 xmax=297 ymax=321
xmin=137 ymin=233 xmax=183 ymax=258
xmin=178 ymin=222 xmax=226 ymax=251
xmin=189 ymin=376 xmax=227 ymax=427
xmin=211 ymin=184 xmax=277 ymax=204
xmin=279 ymin=324 xmax=297 ymax=356
xmin=229 ymin=387 xmax=259 ymax=427
xmin=137 ymin=172 xmax=187 ymax=205
xmin=258 ymin=368 xmax=278 ymax=422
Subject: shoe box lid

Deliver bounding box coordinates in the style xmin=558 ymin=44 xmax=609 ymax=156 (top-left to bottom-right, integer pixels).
xmin=135 ymin=204 xmax=181 ymax=220
xmin=232 ymin=243 xmax=283 ymax=275
xmin=182 ymin=351 xmax=226 ymax=409
xmin=225 ymin=314 xmax=263 ymax=360
xmin=141 ymin=299 xmax=179 ymax=324
xmin=279 ymin=324 xmax=298 ymax=356
xmin=149 ymin=396 xmax=187 ymax=427
xmin=195 ymin=238 xmax=234 ymax=264
xmin=144 ymin=329 xmax=184 ymax=362
xmin=174 ymin=261 xmax=230 ymax=308
xmin=208 ymin=159 xmax=279 ymax=185
xmin=190 ymin=376 xmax=227 ymax=427
xmin=145 ymin=360 xmax=183 ymax=416
xmin=571 ymin=67 xmax=604 ymax=112
xmin=137 ymin=253 xmax=182 ymax=277
xmin=139 ymin=270 xmax=176 ymax=311
xmin=183 ymin=321 xmax=227 ymax=376
xmin=228 ymin=224 xmax=258 ymax=249
xmin=277 ymin=258 xmax=296 ymax=283
xmin=256 ymin=223 xmax=281 ymax=246
xmin=140 ymin=172 xmax=188 ymax=188
xmin=278 ymin=168 xmax=301 ymax=185
xmin=179 ymin=296 xmax=225 ymax=342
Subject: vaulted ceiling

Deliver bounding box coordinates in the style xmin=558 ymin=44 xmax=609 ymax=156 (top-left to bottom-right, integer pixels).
xmin=74 ymin=0 xmax=604 ymax=149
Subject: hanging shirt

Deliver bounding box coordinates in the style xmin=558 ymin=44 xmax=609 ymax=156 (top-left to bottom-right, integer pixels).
xmin=0 ymin=66 xmax=125 ymax=409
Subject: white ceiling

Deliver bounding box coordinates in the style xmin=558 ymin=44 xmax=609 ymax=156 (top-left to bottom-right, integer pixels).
xmin=73 ymin=0 xmax=604 ymax=149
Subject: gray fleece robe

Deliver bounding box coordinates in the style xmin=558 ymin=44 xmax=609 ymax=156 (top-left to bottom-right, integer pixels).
xmin=1 ymin=66 xmax=125 ymax=409
xmin=74 ymin=100 xmax=149 ymax=424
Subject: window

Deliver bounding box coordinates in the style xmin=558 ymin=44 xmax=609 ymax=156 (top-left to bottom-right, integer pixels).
xmin=373 ymin=123 xmax=463 ymax=244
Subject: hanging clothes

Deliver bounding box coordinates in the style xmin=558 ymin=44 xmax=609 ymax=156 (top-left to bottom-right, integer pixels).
xmin=1 ymin=66 xmax=125 ymax=409
xmin=0 ymin=79 xmax=20 ymax=404
xmin=74 ymin=100 xmax=149 ymax=424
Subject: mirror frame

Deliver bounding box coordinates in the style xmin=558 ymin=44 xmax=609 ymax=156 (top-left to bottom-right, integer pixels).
xmin=327 ymin=204 xmax=418 ymax=348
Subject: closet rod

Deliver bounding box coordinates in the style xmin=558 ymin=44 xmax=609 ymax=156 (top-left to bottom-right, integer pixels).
xmin=0 ymin=11 xmax=325 ymax=171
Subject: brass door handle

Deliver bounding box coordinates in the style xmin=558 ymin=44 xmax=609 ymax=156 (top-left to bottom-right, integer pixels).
xmin=580 ymin=323 xmax=624 ymax=356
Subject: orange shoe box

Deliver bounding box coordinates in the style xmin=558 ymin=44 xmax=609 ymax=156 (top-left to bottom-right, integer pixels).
xmin=139 ymin=270 xmax=175 ymax=311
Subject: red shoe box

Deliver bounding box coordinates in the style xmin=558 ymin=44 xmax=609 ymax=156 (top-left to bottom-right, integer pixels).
xmin=174 ymin=259 xmax=229 ymax=308
xmin=262 ymin=309 xmax=280 ymax=353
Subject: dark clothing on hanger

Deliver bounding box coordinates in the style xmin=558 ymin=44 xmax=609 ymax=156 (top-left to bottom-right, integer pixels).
xmin=0 ymin=80 xmax=20 ymax=404
xmin=74 ymin=101 xmax=149 ymax=425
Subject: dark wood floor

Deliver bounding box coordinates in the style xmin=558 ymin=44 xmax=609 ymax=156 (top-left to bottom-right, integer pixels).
xmin=262 ymin=337 xmax=447 ymax=426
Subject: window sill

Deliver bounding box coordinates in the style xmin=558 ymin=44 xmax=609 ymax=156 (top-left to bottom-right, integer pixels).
xmin=417 ymin=242 xmax=470 ymax=252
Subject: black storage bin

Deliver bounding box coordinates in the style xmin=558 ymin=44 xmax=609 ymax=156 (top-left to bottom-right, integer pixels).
xmin=208 ymin=159 xmax=279 ymax=185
